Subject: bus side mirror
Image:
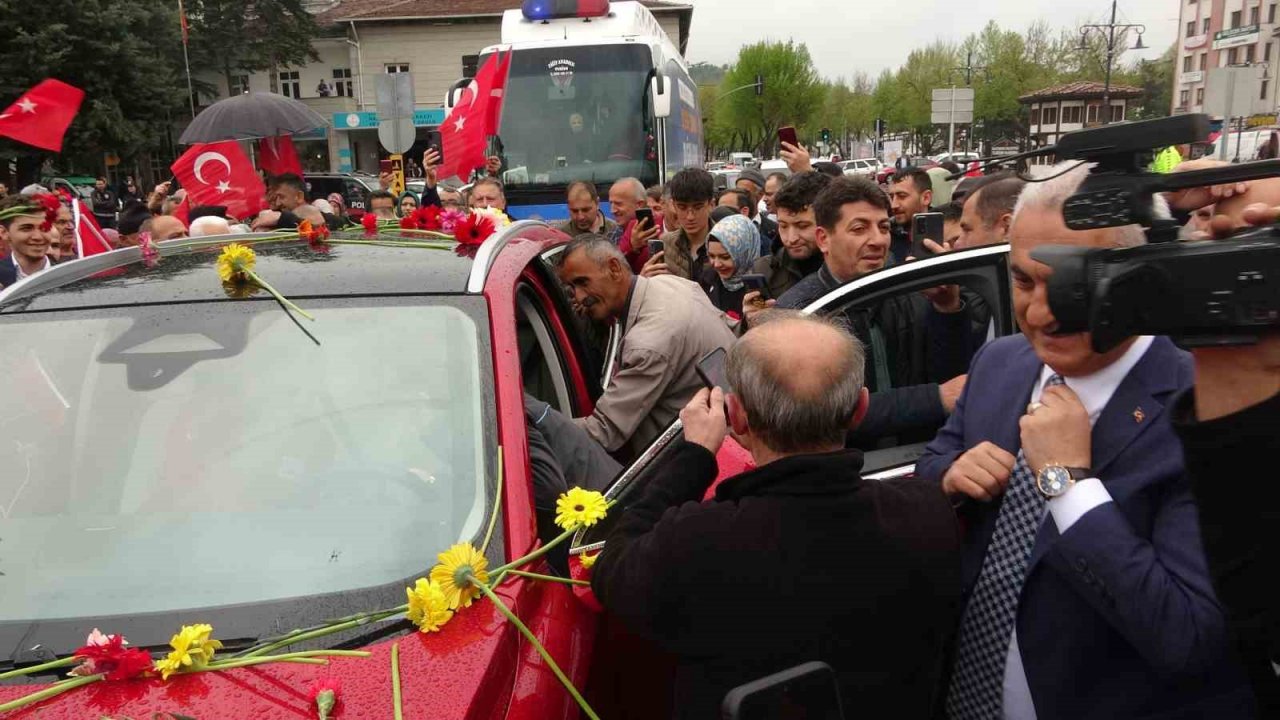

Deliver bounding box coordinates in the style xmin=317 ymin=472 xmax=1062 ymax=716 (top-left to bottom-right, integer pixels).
xmin=444 ymin=78 xmax=471 ymax=112
xmin=650 ymin=73 xmax=672 ymax=119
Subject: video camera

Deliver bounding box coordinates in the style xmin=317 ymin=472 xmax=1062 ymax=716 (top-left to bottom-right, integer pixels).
xmin=985 ymin=114 xmax=1280 ymax=352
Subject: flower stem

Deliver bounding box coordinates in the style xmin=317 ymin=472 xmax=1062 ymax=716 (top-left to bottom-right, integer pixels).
xmin=0 ymin=656 xmax=76 ymax=680
xmin=240 ymin=607 xmax=406 ymax=658
xmin=0 ymin=674 xmax=103 ymax=713
xmin=493 ymin=526 xmax=577 ymax=574
xmin=472 ymin=577 xmax=600 ymax=720
xmin=481 ymin=446 xmax=505 ymax=555
xmin=193 ymin=649 xmax=372 ymax=674
xmin=246 ymin=269 xmax=315 ymax=321
xmin=391 ymin=641 xmax=404 ymax=720
xmin=504 ymin=569 xmax=590 ymax=586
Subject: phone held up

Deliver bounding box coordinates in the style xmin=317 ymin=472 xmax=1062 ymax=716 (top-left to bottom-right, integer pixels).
xmin=695 ymin=347 xmax=731 ymax=395
xmin=634 ymin=207 xmax=654 ymax=230
xmin=910 ymin=211 xmax=944 ymax=259
xmin=777 ymin=126 xmax=799 ymax=149
xmin=739 ymin=273 xmax=770 ymax=301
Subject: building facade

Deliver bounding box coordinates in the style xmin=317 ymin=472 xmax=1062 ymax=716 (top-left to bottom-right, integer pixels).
xmin=190 ymin=0 xmax=692 ymax=174
xmin=1019 ymin=81 xmax=1143 ymax=152
xmin=1173 ymin=0 xmax=1279 ymax=119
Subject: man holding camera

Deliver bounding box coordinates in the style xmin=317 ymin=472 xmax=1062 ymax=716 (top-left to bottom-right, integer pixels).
xmin=592 ymin=313 xmax=961 ymax=719
xmin=918 ymin=161 xmax=1255 ymax=719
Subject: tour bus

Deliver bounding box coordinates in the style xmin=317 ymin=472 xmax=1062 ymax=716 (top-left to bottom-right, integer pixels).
xmin=446 ymin=0 xmax=703 ymax=220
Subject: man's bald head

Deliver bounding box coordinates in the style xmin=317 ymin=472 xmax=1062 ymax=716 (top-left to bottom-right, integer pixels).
xmin=727 ymin=313 xmax=866 ymax=453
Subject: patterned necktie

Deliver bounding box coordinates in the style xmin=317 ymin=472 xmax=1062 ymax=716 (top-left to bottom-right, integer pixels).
xmin=945 ymin=374 xmax=1065 ymax=719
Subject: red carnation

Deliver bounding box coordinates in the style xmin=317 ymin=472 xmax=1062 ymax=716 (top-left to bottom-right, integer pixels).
xmin=72 ymin=633 xmax=153 ymax=681
xmin=309 ymin=677 xmax=342 ymax=720
xmin=414 ymin=205 xmax=443 ymax=231
xmin=399 ymin=215 xmax=416 ymax=230
xmin=35 ymin=193 xmax=61 ymax=232
xmin=361 ymin=212 xmax=378 ymax=237
xmin=299 ymin=219 xmax=331 ymax=250
xmin=454 ymin=212 xmax=497 ymax=246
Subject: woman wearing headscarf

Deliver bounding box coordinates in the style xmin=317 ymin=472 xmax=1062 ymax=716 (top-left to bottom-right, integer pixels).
xmin=700 ymin=214 xmax=761 ymax=332
xmin=397 ymin=191 xmax=419 ymax=218
xmin=327 ymin=192 xmax=347 ymax=220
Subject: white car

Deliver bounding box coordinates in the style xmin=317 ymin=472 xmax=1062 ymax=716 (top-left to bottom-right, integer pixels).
xmin=840 ymin=158 xmax=881 ymax=178
xmin=931 ymin=152 xmax=981 ymax=166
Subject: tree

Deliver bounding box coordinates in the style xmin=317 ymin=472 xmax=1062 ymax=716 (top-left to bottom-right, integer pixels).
xmin=720 ymin=41 xmax=824 ymax=155
xmin=689 ymin=62 xmax=728 ymax=87
xmin=186 ymin=0 xmax=320 ymax=98
xmin=0 ymin=0 xmax=189 ymax=181
xmin=1129 ymin=44 xmax=1175 ymax=120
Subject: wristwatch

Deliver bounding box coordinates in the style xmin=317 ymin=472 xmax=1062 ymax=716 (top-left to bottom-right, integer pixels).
xmin=1035 ymin=464 xmax=1093 ymax=499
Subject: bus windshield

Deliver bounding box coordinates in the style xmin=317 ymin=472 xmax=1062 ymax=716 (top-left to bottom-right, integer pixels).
xmin=494 ymin=44 xmax=657 ymax=188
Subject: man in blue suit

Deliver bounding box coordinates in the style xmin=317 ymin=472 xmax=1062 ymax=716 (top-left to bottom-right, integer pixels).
xmin=917 ymin=161 xmax=1256 ymax=720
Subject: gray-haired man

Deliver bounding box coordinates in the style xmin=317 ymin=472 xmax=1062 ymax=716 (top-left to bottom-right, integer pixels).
xmin=592 ymin=312 xmax=962 ymax=719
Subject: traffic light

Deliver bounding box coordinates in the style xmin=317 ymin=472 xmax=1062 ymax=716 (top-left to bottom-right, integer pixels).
xmin=874 ymin=117 xmax=886 ymax=136
xmin=754 ymin=74 xmax=764 ymax=96
xmin=821 ymin=127 xmax=831 ymax=144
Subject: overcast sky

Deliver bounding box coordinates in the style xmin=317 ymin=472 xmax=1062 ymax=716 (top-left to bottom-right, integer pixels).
xmin=684 ymin=0 xmax=1181 ymax=81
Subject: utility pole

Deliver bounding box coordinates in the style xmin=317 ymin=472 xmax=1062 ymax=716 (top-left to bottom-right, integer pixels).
xmin=1080 ymin=0 xmax=1147 ymax=125
xmin=953 ymin=49 xmax=986 ymax=151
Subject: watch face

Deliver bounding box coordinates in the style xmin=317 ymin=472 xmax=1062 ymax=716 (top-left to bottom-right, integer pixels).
xmin=1037 ymin=466 xmax=1072 ymax=497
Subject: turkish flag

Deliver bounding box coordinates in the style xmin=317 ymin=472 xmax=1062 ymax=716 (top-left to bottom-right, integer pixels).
xmin=73 ymin=199 xmax=114 ymax=256
xmin=0 ymin=79 xmax=85 ymax=152
xmin=171 ymin=141 xmax=266 ymax=221
xmin=439 ymin=50 xmax=511 ymax=182
xmin=257 ymin=135 xmax=303 ymax=178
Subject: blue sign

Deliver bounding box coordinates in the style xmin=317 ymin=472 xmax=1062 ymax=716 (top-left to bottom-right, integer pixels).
xmin=333 ymin=108 xmax=447 ymax=130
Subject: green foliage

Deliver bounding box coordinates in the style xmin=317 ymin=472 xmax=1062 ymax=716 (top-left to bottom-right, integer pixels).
xmin=0 ymin=0 xmax=189 ymax=173
xmin=689 ymin=62 xmax=728 ymax=87
xmin=719 ymin=40 xmax=824 ymax=155
xmin=1130 ymin=44 xmax=1176 ymax=120
xmin=186 ymin=0 xmax=321 ymax=96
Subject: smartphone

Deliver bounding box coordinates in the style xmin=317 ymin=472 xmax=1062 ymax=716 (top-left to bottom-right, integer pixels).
xmin=379 ymin=159 xmax=393 ymax=175
xmin=634 ymin=207 xmax=654 ymax=229
xmin=695 ymin=347 xmax=731 ymax=394
xmin=721 ymin=662 xmax=844 ymax=720
xmin=910 ymin=211 xmax=945 ymax=259
xmin=739 ymin=273 xmax=770 ymax=300
xmin=430 ymin=144 xmax=442 ymax=163
xmin=777 ymin=126 xmax=799 ymax=149
xmin=648 ymin=240 xmax=665 ymax=257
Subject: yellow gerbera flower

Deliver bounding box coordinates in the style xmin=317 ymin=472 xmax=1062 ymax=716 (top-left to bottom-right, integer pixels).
xmin=579 ymin=552 xmax=599 ymax=569
xmin=429 ymin=543 xmax=490 ymax=610
xmin=555 ymin=487 xmax=608 ymax=530
xmin=216 ymin=243 xmax=256 ymax=282
xmin=154 ymin=623 xmax=223 ymax=680
xmin=405 ymin=578 xmax=454 ymax=633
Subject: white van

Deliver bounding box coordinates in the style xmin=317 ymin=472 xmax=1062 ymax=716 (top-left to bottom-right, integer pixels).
xmin=1209 ymin=128 xmax=1279 ymax=161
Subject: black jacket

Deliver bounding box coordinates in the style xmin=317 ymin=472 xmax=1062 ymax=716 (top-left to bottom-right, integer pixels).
xmin=1174 ymin=389 xmax=1280 ymax=716
xmin=91 ymin=188 xmax=118 ymax=217
xmin=593 ymin=441 xmax=962 ymax=719
xmin=0 ymin=256 xmax=16 ymax=288
xmin=750 ymin=246 xmax=823 ymax=301
xmin=699 ymin=267 xmax=747 ymax=319
xmin=758 ymin=215 xmax=779 ymax=254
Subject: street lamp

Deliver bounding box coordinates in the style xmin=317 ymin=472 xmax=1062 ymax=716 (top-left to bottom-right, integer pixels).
xmin=1079 ymin=0 xmax=1147 ymax=125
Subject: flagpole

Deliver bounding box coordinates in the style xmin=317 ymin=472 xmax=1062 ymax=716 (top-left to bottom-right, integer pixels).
xmin=179 ymin=0 xmax=196 ymax=120
xmin=71 ymin=196 xmax=85 ymax=259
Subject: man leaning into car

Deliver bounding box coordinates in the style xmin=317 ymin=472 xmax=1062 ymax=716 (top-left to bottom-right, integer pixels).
xmin=555 ymin=234 xmax=735 ymax=461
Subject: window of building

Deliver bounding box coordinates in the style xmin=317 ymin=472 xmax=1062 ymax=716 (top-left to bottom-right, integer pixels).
xmin=1029 ymin=107 xmax=1040 ymax=126
xmin=462 ymin=54 xmax=479 ymax=78
xmin=1268 ymin=43 xmax=1274 ymax=62
xmin=1246 ymin=44 xmax=1257 ymax=63
xmin=1180 ymin=89 xmax=1190 ymax=107
xmin=333 ymin=68 xmax=353 ymax=97
xmin=1197 ymin=87 xmax=1205 ymax=104
xmin=1200 ymin=52 xmax=1208 ymax=70
xmin=1042 ymin=106 xmax=1058 ymax=125
xmin=229 ymin=74 xmax=250 ymax=96
xmin=1232 ymin=10 xmax=1242 ymax=27
xmin=1250 ymin=6 xmax=1260 ymax=24
xmin=278 ymin=71 xmax=300 ymax=99
xmin=1062 ymin=105 xmax=1083 ymax=124
xmin=1263 ymin=79 xmax=1270 ymax=100
xmin=1271 ymin=4 xmax=1277 ymax=23
xmin=1183 ymin=55 xmax=1194 ymax=72
xmin=1228 ymin=47 xmax=1240 ymax=64
xmin=1187 ymin=20 xmax=1197 ymax=37
xmin=385 ymin=64 xmax=410 ymax=74
xmin=1111 ymin=104 xmax=1125 ymax=122
xmin=1087 ymin=103 xmax=1099 ymax=123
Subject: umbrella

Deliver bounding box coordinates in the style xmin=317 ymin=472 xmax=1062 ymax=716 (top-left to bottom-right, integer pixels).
xmin=179 ymin=92 xmax=329 ymax=144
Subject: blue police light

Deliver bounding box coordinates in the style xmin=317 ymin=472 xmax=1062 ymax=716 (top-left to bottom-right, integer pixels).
xmin=521 ymin=0 xmax=609 ymax=21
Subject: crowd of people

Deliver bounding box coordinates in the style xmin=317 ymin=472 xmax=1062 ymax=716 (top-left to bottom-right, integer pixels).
xmin=0 ymin=139 xmax=1274 ymax=720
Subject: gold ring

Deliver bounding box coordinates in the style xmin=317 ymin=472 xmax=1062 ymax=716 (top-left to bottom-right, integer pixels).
xmin=1027 ymin=402 xmax=1045 ymax=415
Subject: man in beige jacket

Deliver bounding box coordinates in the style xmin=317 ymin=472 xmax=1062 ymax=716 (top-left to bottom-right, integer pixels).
xmin=557 ymin=234 xmax=736 ymax=460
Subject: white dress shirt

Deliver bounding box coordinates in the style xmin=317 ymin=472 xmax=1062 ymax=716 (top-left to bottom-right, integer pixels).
xmin=11 ymin=252 xmax=51 ymax=282
xmin=1001 ymin=335 xmax=1156 ymax=719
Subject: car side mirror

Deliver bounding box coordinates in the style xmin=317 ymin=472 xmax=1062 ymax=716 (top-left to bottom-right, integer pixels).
xmin=650 ymin=73 xmax=671 ymax=119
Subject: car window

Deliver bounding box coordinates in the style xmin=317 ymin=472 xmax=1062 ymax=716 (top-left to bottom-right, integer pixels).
xmin=538 ymin=246 xmax=612 ymax=397
xmin=516 ymin=284 xmax=573 ymax=414
xmin=804 ymin=245 xmax=1012 ymax=474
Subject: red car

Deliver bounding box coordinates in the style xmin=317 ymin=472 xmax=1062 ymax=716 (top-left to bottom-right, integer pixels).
xmin=0 ymin=222 xmax=1015 ymax=717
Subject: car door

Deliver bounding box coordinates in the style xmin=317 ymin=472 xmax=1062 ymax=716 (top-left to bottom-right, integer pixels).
xmin=569 ymin=244 xmax=1013 ymax=557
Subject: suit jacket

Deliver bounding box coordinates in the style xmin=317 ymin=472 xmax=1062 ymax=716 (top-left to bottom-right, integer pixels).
xmin=757 ymin=214 xmax=779 ymax=254
xmin=916 ymin=335 xmax=1256 ymax=719
xmin=573 ymin=275 xmax=735 ymax=460
xmin=593 ymin=442 xmax=961 ymax=720
xmin=0 ymin=256 xmax=16 ymax=289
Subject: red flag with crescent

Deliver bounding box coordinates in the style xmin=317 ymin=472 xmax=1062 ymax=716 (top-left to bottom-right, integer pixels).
xmin=438 ymin=50 xmax=510 ymax=182
xmin=0 ymin=79 xmax=84 ymax=152
xmin=257 ymin=135 xmax=303 ymax=178
xmin=171 ymin=141 xmax=266 ymax=221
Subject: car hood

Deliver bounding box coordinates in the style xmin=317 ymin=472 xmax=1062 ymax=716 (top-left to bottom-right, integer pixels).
xmin=0 ymin=596 xmax=521 ymax=719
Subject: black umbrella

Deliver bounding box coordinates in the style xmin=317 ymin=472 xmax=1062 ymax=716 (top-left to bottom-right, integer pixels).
xmin=179 ymin=92 xmax=329 ymax=144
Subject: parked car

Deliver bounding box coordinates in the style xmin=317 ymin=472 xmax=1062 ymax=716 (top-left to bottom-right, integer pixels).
xmin=840 ymin=158 xmax=880 ymax=178
xmin=304 ymin=173 xmax=379 ymax=217
xmin=0 ymin=224 xmax=1014 ymax=717
xmin=41 ymin=175 xmax=97 ymax=201
xmin=931 ymin=152 xmax=981 ymax=166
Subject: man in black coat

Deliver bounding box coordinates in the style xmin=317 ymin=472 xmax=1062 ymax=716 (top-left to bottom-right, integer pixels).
xmin=592 ymin=313 xmax=962 ymax=719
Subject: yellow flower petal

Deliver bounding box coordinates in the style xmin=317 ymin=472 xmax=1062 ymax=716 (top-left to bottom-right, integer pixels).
xmin=156 ymin=623 xmax=223 ymax=680
xmin=555 ymin=487 xmax=609 ymax=530
xmin=429 ymin=543 xmax=489 ymax=610
xmin=406 ymin=578 xmax=454 ymax=633
xmin=216 ymin=243 xmax=256 ymax=282
xmin=579 ymin=552 xmax=599 ymax=569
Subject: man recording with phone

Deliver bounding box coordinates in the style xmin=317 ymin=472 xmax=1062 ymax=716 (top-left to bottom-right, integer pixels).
xmin=591 ymin=313 xmax=961 ymax=720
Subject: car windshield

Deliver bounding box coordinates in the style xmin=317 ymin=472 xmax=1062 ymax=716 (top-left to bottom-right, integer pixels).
xmin=495 ymin=44 xmax=656 ymax=188
xmin=0 ymin=298 xmax=494 ymax=623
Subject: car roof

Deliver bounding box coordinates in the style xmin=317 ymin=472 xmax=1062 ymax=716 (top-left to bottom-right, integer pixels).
xmin=0 ymin=232 xmax=485 ymax=315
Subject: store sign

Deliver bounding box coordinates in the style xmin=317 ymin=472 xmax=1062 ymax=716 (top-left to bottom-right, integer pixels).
xmin=1182 ymin=71 xmax=1204 ymax=84
xmin=1213 ymin=25 xmax=1260 ymax=50
xmin=334 ymin=109 xmax=448 ymax=130
xmin=412 ymin=109 xmax=445 ymax=127
xmin=1184 ymin=34 xmax=1207 ymax=50
xmin=1247 ymin=113 xmax=1278 ymax=127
